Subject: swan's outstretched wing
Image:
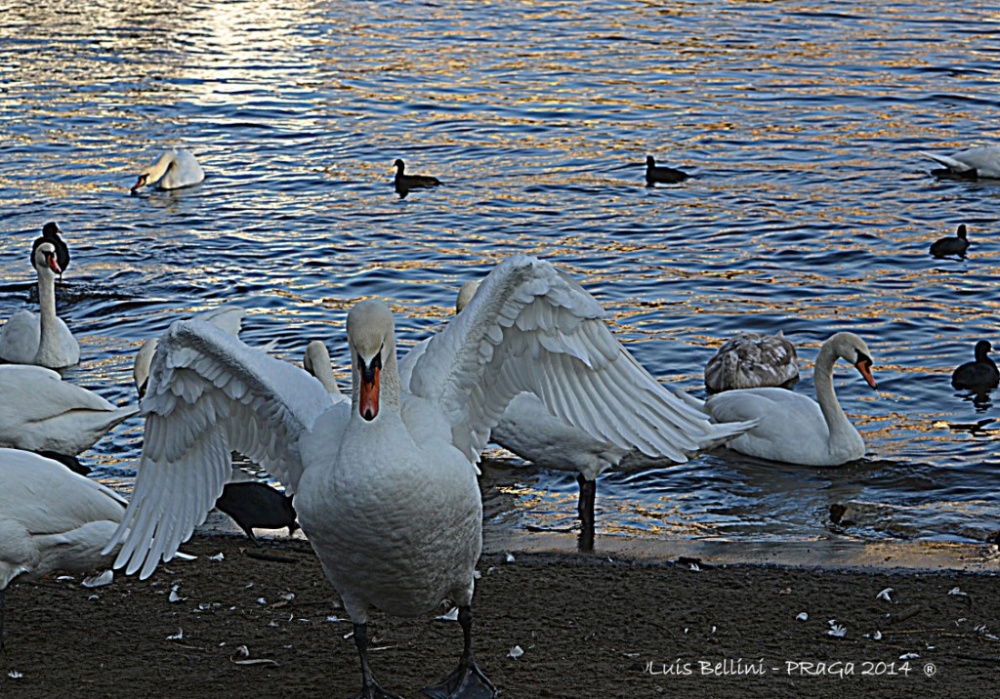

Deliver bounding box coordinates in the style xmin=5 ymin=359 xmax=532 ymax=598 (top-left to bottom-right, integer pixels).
xmin=403 ymin=255 xmax=753 ymax=464
xmin=105 ymin=319 xmax=335 ymax=579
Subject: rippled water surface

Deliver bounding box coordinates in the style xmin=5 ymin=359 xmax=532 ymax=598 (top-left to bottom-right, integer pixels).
xmin=3 ymin=0 xmax=1000 ymax=561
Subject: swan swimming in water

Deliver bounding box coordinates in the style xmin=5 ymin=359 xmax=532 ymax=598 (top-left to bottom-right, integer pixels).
xmin=0 ymin=241 xmax=79 ymax=368
xmin=130 ymin=149 xmax=205 ymax=193
xmin=706 ymin=332 xmax=878 ymax=466
xmin=104 ymin=255 xmax=756 ymax=698
xmin=0 ymin=448 xmax=127 ymax=648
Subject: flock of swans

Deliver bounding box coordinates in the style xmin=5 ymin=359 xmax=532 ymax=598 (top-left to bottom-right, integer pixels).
xmin=2 ymin=143 xmax=998 ymax=696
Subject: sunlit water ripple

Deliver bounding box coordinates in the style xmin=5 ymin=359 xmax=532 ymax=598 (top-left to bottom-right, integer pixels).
xmin=2 ymin=0 xmax=999 ymax=563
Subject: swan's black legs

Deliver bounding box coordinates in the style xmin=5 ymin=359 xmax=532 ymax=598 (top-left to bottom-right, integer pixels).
xmin=422 ymin=605 xmax=497 ymax=699
xmin=577 ymin=474 xmax=597 ymax=552
xmin=350 ymin=622 xmax=403 ymax=699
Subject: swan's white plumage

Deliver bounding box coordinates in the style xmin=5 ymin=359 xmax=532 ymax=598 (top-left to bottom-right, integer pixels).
xmin=132 ymin=306 xmax=247 ymax=397
xmin=921 ymin=146 xmax=1000 ymax=179
xmin=0 ymin=365 xmax=138 ymax=455
xmin=132 ymin=148 xmax=205 ymax=192
xmin=706 ymin=331 xmax=877 ymax=466
xmin=108 ymin=255 xmax=767 ymax=693
xmin=108 ymin=255 xmax=752 ymax=582
xmin=0 ymin=449 xmax=126 ymax=592
xmin=0 ymin=242 xmax=79 ymax=369
xmin=113 ymin=321 xmax=334 ymax=578
xmin=402 ymin=277 xmax=756 ymax=482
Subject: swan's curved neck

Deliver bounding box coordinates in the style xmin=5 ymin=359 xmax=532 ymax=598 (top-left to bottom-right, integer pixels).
xmin=309 ymin=355 xmax=340 ymax=394
xmin=147 ymin=152 xmax=174 ymax=183
xmin=813 ymin=342 xmax=852 ymax=439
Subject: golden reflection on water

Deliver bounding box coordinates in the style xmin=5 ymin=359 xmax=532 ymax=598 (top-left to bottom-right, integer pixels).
xmin=3 ymin=0 xmax=1000 ymax=549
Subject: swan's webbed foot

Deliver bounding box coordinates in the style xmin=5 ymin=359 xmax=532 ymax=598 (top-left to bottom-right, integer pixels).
xmin=421 ymin=661 xmax=497 ymax=699
xmin=422 ymin=606 xmax=498 ymax=699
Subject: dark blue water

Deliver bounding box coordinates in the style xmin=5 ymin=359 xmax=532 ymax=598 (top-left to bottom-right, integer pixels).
xmin=2 ymin=0 xmax=999 ymax=564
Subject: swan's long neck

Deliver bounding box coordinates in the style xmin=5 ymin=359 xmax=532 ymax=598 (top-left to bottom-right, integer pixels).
xmin=305 ymin=343 xmax=341 ymax=395
xmin=35 ymin=264 xmax=60 ymax=359
xmin=146 ymin=152 xmax=174 ymax=184
xmin=813 ymin=342 xmax=852 ymax=441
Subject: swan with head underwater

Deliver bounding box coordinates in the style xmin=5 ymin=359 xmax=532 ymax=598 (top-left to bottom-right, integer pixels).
xmin=130 ymin=148 xmax=205 ymax=193
xmin=104 ymin=255 xmax=756 ymax=699
xmin=705 ymin=331 xmax=878 ymax=466
xmin=400 ymin=279 xmax=756 ymax=549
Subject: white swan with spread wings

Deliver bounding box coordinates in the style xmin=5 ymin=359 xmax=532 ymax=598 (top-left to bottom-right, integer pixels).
xmin=105 ymin=255 xmax=754 ymax=698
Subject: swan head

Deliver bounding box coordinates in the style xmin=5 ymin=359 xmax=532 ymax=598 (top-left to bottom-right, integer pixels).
xmin=33 ymin=241 xmax=62 ymax=276
xmin=131 ymin=173 xmax=149 ymax=193
xmin=829 ymin=332 xmax=877 ymax=390
xmin=455 ymin=280 xmax=482 ymax=314
xmin=347 ymin=300 xmax=397 ymax=422
xmin=131 ymin=151 xmax=174 ymax=193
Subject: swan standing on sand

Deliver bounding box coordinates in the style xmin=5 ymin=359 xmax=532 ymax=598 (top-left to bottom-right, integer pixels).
xmin=0 ymin=449 xmax=127 ymax=648
xmin=0 ymin=241 xmax=79 ymax=368
xmin=104 ymin=255 xmax=754 ymax=698
xmin=706 ymin=332 xmax=878 ymax=466
xmin=922 ymin=147 xmax=1000 ymax=180
xmin=130 ymin=149 xmax=205 ymax=193
xmin=0 ymin=365 xmax=137 ymax=457
xmin=399 ymin=279 xmax=755 ymax=549
xmin=704 ymin=331 xmax=799 ymax=393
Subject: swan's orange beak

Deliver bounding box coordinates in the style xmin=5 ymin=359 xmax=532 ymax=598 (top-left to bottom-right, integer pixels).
xmin=855 ymin=357 xmax=877 ymax=390
xmin=131 ymin=175 xmax=147 ymax=194
xmin=45 ymin=251 xmax=62 ymax=275
xmin=359 ymin=365 xmax=380 ymax=421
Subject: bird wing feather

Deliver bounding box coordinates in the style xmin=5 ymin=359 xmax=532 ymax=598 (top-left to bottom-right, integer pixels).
xmin=103 ymin=319 xmax=334 ymax=579
xmin=403 ymin=256 xmax=753 ymax=465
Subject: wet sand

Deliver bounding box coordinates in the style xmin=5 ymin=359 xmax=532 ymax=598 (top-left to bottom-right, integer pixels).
xmin=2 ymin=530 xmax=998 ymax=699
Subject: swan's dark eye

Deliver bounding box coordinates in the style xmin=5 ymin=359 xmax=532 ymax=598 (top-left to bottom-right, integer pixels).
xmin=856 ymin=350 xmax=872 ymax=369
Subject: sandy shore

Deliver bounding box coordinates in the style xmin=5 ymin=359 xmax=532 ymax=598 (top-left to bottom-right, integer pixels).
xmin=2 ymin=529 xmax=998 ymax=699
